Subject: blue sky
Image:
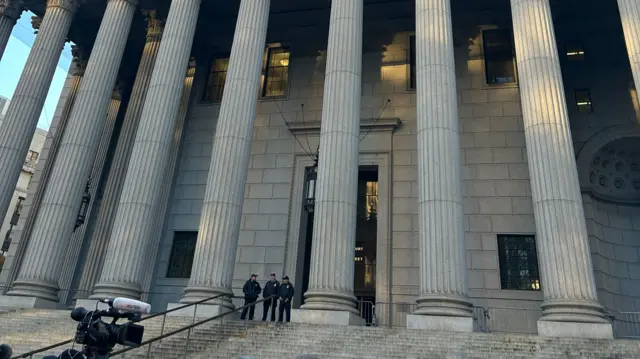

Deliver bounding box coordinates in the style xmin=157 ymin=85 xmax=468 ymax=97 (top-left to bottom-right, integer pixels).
xmin=0 ymin=11 xmax=73 ymax=131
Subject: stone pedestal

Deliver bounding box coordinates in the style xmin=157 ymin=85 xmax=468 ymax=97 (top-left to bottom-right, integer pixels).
xmin=299 ymin=0 xmax=363 ymax=318
xmin=0 ymin=0 xmax=22 ymax=60
xmin=77 ymin=9 xmax=163 ymax=300
xmin=0 ymin=0 xmax=78 ymax=244
xmin=538 ymin=321 xmax=613 ymax=340
xmin=510 ymin=0 xmax=611 ymax=338
xmin=410 ymin=0 xmax=472 ymax=330
xmin=6 ymin=0 xmax=137 ymax=304
xmin=92 ymin=0 xmax=201 ymax=300
xmin=291 ymin=309 xmax=364 ymax=326
xmin=180 ymin=0 xmax=270 ymax=305
xmin=618 ymin=0 xmax=640 ymax=105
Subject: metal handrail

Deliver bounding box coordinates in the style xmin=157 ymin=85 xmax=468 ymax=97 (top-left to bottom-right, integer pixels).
xmin=10 ymin=293 xmax=226 ymax=359
xmin=110 ymin=295 xmax=277 ymax=357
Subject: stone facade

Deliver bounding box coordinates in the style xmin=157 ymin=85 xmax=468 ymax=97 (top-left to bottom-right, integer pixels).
xmin=0 ymin=0 xmax=639 ymax=339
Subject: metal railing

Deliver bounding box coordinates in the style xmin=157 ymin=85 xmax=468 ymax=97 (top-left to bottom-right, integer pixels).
xmin=8 ymin=293 xmax=227 ymax=359
xmin=110 ymin=296 xmax=277 ymax=358
xmin=610 ymin=311 xmax=640 ymax=339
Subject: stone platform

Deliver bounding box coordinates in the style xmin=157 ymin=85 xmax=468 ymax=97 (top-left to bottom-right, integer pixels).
xmin=1 ymin=308 xmax=639 ymax=358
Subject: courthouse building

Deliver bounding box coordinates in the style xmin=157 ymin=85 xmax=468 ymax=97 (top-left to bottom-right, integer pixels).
xmin=0 ymin=0 xmax=639 ymax=338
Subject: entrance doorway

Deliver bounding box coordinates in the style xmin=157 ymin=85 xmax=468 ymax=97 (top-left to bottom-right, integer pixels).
xmin=296 ymin=166 xmax=378 ymax=324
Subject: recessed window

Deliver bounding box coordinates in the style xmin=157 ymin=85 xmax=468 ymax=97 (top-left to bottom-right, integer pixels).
xmin=575 ymin=89 xmax=593 ymax=113
xmin=166 ymin=231 xmax=197 ymax=278
xmin=566 ymin=41 xmax=585 ymax=60
xmin=497 ymin=234 xmax=541 ymax=291
xmin=261 ymin=47 xmax=290 ymax=98
xmin=202 ymin=57 xmax=230 ymax=102
xmin=409 ymin=35 xmax=416 ymax=90
xmin=483 ymin=29 xmax=517 ymax=85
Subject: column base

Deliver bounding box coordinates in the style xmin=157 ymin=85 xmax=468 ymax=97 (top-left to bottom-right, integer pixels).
xmin=7 ymin=279 xmax=59 ymax=302
xmin=407 ymin=314 xmax=473 ymax=332
xmin=75 ymin=299 xmax=111 ymax=311
xmin=0 ymin=295 xmax=61 ymax=309
xmin=537 ymin=320 xmax=613 ymax=339
xmin=291 ymin=309 xmax=365 ymax=326
xmin=300 ymin=289 xmax=359 ymax=315
xmin=90 ymin=282 xmax=141 ymax=300
xmin=166 ymin=302 xmax=232 ymax=318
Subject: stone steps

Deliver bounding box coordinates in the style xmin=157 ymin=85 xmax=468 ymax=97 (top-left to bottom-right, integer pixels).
xmin=2 ymin=309 xmax=640 ymax=358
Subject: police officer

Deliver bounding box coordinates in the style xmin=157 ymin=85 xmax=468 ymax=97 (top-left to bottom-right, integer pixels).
xmin=240 ymin=274 xmax=261 ymax=320
xmin=277 ymin=276 xmax=295 ymax=323
xmin=262 ymin=272 xmax=279 ymax=321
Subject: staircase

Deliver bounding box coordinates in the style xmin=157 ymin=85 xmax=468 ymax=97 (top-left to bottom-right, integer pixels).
xmin=2 ymin=309 xmax=640 ymax=358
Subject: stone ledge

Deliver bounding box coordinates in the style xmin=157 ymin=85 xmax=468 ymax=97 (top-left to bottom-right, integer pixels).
xmin=291 ymin=309 xmax=365 ymax=326
xmin=406 ymin=314 xmax=474 ymax=332
xmin=538 ymin=320 xmax=613 ymax=339
xmin=288 ymin=118 xmax=401 ymax=135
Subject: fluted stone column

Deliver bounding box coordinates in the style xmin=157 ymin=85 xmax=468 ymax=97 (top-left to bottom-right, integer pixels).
xmin=2 ymin=50 xmax=86 ymax=296
xmin=6 ymin=0 xmax=137 ymax=304
xmin=293 ymin=0 xmax=363 ymax=325
xmin=0 ymin=0 xmax=78 ymax=245
xmin=76 ymin=10 xmax=164 ymax=300
xmin=618 ymin=0 xmax=640 ymax=105
xmin=58 ymin=86 xmax=122 ymax=304
xmin=140 ymin=59 xmax=196 ymax=303
xmin=0 ymin=0 xmax=22 ymax=60
xmin=176 ymin=0 xmax=270 ymax=312
xmin=406 ymin=0 xmax=473 ymax=332
xmin=510 ymin=0 xmax=612 ymax=339
xmin=91 ymin=0 xmax=202 ymax=300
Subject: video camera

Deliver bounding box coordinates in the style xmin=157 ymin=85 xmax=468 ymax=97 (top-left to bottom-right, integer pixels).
xmin=44 ymin=297 xmax=151 ymax=359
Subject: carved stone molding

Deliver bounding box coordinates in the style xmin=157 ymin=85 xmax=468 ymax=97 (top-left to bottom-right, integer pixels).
xmin=0 ymin=0 xmax=22 ymax=21
xmin=142 ymin=9 xmax=164 ymax=40
xmin=288 ymin=117 xmax=401 ymax=135
xmin=112 ymin=82 xmax=124 ymax=100
xmin=46 ymin=0 xmax=79 ymax=12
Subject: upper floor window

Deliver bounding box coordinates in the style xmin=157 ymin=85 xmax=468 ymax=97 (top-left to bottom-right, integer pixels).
xmin=202 ymin=57 xmax=230 ymax=102
xmin=202 ymin=46 xmax=291 ymax=102
xmin=409 ymin=35 xmax=416 ymax=90
xmin=261 ymin=47 xmax=290 ymax=98
xmin=483 ymin=29 xmax=517 ymax=85
xmin=166 ymin=231 xmax=197 ymax=278
xmin=575 ymin=89 xmax=593 ymax=113
xmin=26 ymin=150 xmax=38 ymax=163
xmin=497 ymin=234 xmax=541 ymax=291
xmin=565 ymin=41 xmax=585 ymax=61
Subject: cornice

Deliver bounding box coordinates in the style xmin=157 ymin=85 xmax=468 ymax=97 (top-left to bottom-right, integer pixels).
xmin=30 ymin=15 xmax=41 ymax=32
xmin=288 ymin=118 xmax=401 ymax=135
xmin=0 ymin=0 xmax=22 ymax=21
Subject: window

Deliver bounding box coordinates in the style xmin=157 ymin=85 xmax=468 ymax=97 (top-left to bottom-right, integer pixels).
xmin=202 ymin=57 xmax=230 ymax=102
xmin=261 ymin=47 xmax=290 ymax=98
xmin=497 ymin=235 xmax=540 ymax=291
xmin=409 ymin=35 xmax=416 ymax=90
xmin=566 ymin=41 xmax=585 ymax=60
xmin=9 ymin=197 xmax=25 ymax=226
xmin=166 ymin=231 xmax=197 ymax=278
xmin=575 ymin=89 xmax=593 ymax=113
xmin=483 ymin=29 xmax=517 ymax=85
xmin=26 ymin=150 xmax=38 ymax=162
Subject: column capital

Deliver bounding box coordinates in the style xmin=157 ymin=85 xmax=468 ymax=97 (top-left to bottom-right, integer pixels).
xmin=142 ymin=9 xmax=164 ymax=40
xmin=46 ymin=0 xmax=80 ymax=13
xmin=187 ymin=57 xmax=196 ymax=77
xmin=0 ymin=0 xmax=22 ymax=21
xmin=70 ymin=45 xmax=87 ymax=76
xmin=112 ymin=82 xmax=124 ymax=100
xmin=30 ymin=15 xmax=41 ymax=33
